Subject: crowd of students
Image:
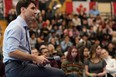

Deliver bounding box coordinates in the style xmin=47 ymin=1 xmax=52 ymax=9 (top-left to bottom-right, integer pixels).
xmin=27 ymin=5 xmax=116 ymax=77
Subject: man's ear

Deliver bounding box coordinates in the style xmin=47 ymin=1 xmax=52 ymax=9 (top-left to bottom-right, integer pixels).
xmin=21 ymin=7 xmax=26 ymax=13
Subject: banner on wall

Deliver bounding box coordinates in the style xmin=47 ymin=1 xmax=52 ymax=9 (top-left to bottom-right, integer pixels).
xmin=65 ymin=1 xmax=96 ymax=15
xmin=3 ymin=0 xmax=39 ymax=17
xmin=3 ymin=0 xmax=13 ymax=17
xmin=3 ymin=0 xmax=116 ymax=17
xmin=98 ymin=2 xmax=111 ymax=15
xmin=65 ymin=1 xmax=112 ymax=16
xmin=73 ymin=1 xmax=89 ymax=14
xmin=65 ymin=2 xmax=73 ymax=14
xmin=112 ymin=2 xmax=116 ymax=15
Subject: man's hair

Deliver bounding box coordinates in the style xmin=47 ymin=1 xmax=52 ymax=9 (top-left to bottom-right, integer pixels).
xmin=16 ymin=0 xmax=36 ymax=15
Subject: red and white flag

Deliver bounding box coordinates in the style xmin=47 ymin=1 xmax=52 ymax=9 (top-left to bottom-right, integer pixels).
xmin=3 ymin=0 xmax=39 ymax=17
xmin=3 ymin=0 xmax=12 ymax=17
xmin=89 ymin=2 xmax=96 ymax=10
xmin=65 ymin=2 xmax=73 ymax=14
xmin=65 ymin=1 xmax=96 ymax=15
xmin=3 ymin=0 xmax=18 ymax=17
xmin=112 ymin=2 xmax=116 ymax=15
xmin=73 ymin=1 xmax=89 ymax=14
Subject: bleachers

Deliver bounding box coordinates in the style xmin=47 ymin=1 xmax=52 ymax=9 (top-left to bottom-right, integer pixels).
xmin=0 ymin=20 xmax=7 ymax=51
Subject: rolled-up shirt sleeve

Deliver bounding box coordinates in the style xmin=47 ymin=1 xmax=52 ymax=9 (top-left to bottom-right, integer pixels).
xmin=3 ymin=16 xmax=29 ymax=63
xmin=6 ymin=26 xmax=22 ymax=53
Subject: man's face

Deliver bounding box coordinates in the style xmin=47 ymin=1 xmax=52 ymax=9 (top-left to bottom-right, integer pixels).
xmin=24 ymin=3 xmax=37 ymax=21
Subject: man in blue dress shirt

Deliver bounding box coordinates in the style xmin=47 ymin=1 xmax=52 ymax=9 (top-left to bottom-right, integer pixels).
xmin=89 ymin=5 xmax=100 ymax=17
xmin=2 ymin=0 xmax=64 ymax=77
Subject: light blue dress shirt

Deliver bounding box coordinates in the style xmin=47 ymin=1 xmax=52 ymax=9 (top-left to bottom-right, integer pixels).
xmin=89 ymin=10 xmax=100 ymax=16
xmin=3 ymin=16 xmax=31 ymax=63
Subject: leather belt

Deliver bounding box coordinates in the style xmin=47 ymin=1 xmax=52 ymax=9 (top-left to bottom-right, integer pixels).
xmin=4 ymin=60 xmax=22 ymax=65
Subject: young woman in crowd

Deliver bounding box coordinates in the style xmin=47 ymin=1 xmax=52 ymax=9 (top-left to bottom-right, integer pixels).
xmin=101 ymin=49 xmax=116 ymax=77
xmin=80 ymin=46 xmax=90 ymax=77
xmin=61 ymin=46 xmax=84 ymax=77
xmin=80 ymin=46 xmax=90 ymax=63
xmin=84 ymin=45 xmax=107 ymax=77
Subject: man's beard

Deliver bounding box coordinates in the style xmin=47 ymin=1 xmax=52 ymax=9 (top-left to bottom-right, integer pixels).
xmin=27 ymin=17 xmax=36 ymax=24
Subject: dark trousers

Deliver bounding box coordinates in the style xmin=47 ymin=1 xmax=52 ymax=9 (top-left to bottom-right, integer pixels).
xmin=5 ymin=62 xmax=65 ymax=77
xmin=107 ymin=73 xmax=113 ymax=77
xmin=66 ymin=74 xmax=78 ymax=77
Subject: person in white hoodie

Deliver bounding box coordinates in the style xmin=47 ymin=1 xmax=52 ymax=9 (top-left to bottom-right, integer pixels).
xmin=101 ymin=49 xmax=116 ymax=77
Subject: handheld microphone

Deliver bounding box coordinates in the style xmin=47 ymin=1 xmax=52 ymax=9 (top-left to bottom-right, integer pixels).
xmin=47 ymin=56 xmax=61 ymax=61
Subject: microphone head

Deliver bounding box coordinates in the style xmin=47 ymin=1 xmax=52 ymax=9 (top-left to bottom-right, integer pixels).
xmin=47 ymin=57 xmax=54 ymax=60
xmin=47 ymin=56 xmax=61 ymax=61
xmin=53 ymin=56 xmax=61 ymax=60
